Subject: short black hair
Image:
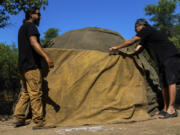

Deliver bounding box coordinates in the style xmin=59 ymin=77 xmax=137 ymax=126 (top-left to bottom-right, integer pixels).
xmin=135 ymin=18 xmax=150 ymax=28
xmin=23 ymin=7 xmax=40 ymax=23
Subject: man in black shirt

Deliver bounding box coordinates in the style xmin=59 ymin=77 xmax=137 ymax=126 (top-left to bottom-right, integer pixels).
xmin=109 ymin=18 xmax=179 ymax=119
xmin=13 ymin=7 xmax=55 ymax=129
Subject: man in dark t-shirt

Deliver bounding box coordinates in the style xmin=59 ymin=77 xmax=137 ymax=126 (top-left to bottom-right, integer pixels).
xmin=109 ymin=18 xmax=179 ymax=119
xmin=13 ymin=7 xmax=55 ymax=129
xmin=18 ymin=22 xmax=42 ymax=72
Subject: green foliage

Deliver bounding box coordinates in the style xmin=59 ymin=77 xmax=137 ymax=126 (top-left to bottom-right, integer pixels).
xmin=169 ymin=34 xmax=180 ymax=50
xmin=41 ymin=28 xmax=59 ymax=47
xmin=0 ymin=43 xmax=20 ymax=100
xmin=0 ymin=0 xmax=48 ymax=28
xmin=144 ymin=0 xmax=180 ymax=37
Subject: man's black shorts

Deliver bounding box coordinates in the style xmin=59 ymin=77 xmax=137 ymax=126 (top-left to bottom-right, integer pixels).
xmin=159 ymin=55 xmax=180 ymax=88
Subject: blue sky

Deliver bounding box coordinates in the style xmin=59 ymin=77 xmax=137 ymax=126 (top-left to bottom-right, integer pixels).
xmin=0 ymin=0 xmax=179 ymax=46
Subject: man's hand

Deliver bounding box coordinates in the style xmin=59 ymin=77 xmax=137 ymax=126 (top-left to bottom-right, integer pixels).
xmin=45 ymin=56 xmax=54 ymax=68
xmin=135 ymin=45 xmax=143 ymax=52
xmin=109 ymin=46 xmax=119 ymax=52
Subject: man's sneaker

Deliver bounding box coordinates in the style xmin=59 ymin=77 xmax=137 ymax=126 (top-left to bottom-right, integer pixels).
xmin=32 ymin=123 xmax=56 ymax=130
xmin=13 ymin=121 xmax=30 ymax=128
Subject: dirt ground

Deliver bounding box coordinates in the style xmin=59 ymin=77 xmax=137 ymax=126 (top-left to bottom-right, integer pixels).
xmin=0 ymin=110 xmax=180 ymax=135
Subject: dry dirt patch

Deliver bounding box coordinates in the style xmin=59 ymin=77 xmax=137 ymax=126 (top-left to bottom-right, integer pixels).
xmin=1 ymin=110 xmax=180 ymax=135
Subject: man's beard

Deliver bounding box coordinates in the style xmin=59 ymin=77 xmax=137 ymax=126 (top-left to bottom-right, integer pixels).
xmin=34 ymin=19 xmax=40 ymax=26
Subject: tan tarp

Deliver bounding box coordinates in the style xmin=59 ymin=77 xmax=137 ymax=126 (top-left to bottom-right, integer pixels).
xmin=46 ymin=27 xmax=159 ymax=113
xmin=42 ymin=48 xmax=150 ymax=126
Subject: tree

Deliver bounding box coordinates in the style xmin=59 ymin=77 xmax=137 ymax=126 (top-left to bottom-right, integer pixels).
xmin=169 ymin=24 xmax=180 ymax=49
xmin=41 ymin=28 xmax=59 ymax=47
xmin=144 ymin=0 xmax=180 ymax=37
xmin=0 ymin=43 xmax=19 ymax=101
xmin=0 ymin=0 xmax=48 ymax=28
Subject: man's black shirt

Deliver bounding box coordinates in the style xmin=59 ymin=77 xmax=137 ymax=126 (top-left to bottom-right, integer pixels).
xmin=18 ymin=22 xmax=42 ymax=72
xmin=136 ymin=26 xmax=179 ymax=66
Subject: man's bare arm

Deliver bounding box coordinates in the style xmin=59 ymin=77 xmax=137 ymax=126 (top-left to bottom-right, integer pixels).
xmin=109 ymin=36 xmax=142 ymax=51
xmin=29 ymin=36 xmax=54 ymax=68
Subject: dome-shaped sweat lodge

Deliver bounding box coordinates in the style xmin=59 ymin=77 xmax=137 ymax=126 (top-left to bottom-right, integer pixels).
xmin=41 ymin=27 xmax=160 ymax=126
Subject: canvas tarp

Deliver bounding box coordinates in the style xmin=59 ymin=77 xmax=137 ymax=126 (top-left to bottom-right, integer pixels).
xmin=42 ymin=48 xmax=150 ymax=126
xmin=45 ymin=27 xmax=159 ymax=114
